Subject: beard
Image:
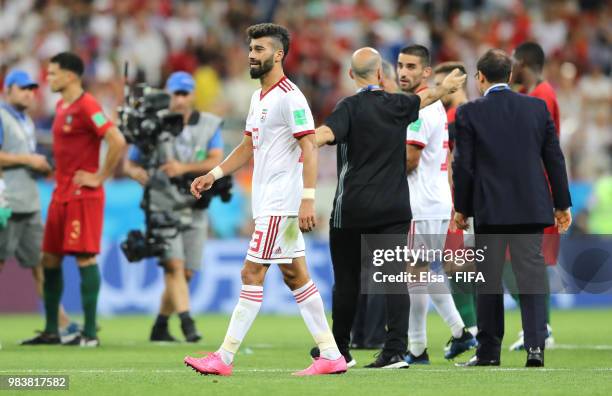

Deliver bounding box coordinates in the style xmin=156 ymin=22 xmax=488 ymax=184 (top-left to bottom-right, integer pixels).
xmin=50 ymin=84 xmax=63 ymax=93
xmin=249 ymin=56 xmax=274 ymax=79
xmin=399 ymin=78 xmax=420 ymax=93
xmin=512 ymin=72 xmax=523 ymax=85
xmin=12 ymin=102 xmax=27 ymax=112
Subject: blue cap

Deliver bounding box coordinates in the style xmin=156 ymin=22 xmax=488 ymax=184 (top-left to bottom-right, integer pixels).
xmin=166 ymin=71 xmax=195 ymax=93
xmin=3 ymin=69 xmax=38 ymax=89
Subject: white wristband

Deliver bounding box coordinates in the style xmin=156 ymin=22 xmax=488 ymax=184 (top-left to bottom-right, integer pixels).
xmin=302 ymin=188 xmax=315 ymax=200
xmin=210 ymin=166 xmax=224 ymax=181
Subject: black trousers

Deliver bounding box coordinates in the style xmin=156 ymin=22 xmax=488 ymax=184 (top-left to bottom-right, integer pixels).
xmin=351 ymin=293 xmax=387 ymax=348
xmin=329 ymin=221 xmax=410 ymax=356
xmin=475 ymin=225 xmax=549 ymax=360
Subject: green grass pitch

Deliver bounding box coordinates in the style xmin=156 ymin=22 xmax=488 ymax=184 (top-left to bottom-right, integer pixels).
xmin=1 ymin=310 xmax=611 ymax=395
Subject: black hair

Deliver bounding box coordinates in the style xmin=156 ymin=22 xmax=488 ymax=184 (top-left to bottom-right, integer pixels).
xmin=434 ymin=61 xmax=467 ymax=87
xmin=399 ymin=44 xmax=431 ymax=67
xmin=514 ymin=42 xmax=545 ymax=73
xmin=49 ymin=52 xmax=85 ymax=77
xmin=433 ymin=61 xmax=467 ymax=76
xmin=246 ymin=23 xmax=290 ymax=61
xmin=477 ymin=49 xmax=512 ymax=83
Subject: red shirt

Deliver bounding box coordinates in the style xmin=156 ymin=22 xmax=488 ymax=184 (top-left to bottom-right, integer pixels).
xmin=446 ymin=106 xmax=458 ymax=151
xmin=527 ymin=81 xmax=562 ymax=262
xmin=529 ymin=81 xmax=560 ymax=136
xmin=51 ymin=92 xmax=113 ymax=202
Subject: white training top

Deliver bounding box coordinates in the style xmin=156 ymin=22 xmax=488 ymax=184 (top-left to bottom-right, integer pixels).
xmin=405 ymin=99 xmax=453 ymax=220
xmin=244 ymin=76 xmax=315 ymax=219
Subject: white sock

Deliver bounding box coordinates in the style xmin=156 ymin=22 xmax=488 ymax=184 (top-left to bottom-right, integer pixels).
xmin=468 ymin=326 xmax=478 ymax=337
xmin=218 ymin=285 xmax=263 ymax=365
xmin=293 ymin=280 xmax=341 ymax=361
xmin=408 ymin=282 xmax=428 ymax=356
xmin=428 ymin=278 xmax=465 ymax=338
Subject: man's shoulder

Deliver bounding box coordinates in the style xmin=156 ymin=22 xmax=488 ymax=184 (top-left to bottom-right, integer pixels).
xmin=331 ymin=95 xmax=356 ymax=111
xmin=79 ymin=92 xmax=99 ymax=106
xmin=462 ymin=90 xmax=540 ymax=108
xmin=249 ymin=89 xmax=261 ymax=103
xmin=392 ymin=92 xmax=419 ymax=106
xmin=74 ymin=92 xmax=104 ymax=115
xmin=513 ymin=91 xmax=549 ymax=112
xmin=282 ymin=80 xmax=309 ymax=102
xmin=531 ymin=81 xmax=558 ymax=100
xmin=195 ymin=111 xmax=223 ymax=125
xmin=0 ymin=103 xmax=11 ymax=118
xmin=419 ymin=99 xmax=445 ymax=117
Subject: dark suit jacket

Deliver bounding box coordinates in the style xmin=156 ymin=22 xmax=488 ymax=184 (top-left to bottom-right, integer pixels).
xmin=452 ymin=88 xmax=572 ymax=228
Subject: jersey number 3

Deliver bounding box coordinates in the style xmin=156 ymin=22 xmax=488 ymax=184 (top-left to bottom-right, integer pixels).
xmin=249 ymin=230 xmax=264 ymax=253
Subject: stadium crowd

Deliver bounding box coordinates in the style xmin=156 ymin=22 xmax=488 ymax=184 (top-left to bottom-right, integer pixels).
xmin=1 ymin=0 xmax=610 ymax=235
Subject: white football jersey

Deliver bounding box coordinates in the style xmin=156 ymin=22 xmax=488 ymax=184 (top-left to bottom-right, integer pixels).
xmin=244 ymin=76 xmax=315 ymax=219
xmin=406 ymin=100 xmax=452 ymax=220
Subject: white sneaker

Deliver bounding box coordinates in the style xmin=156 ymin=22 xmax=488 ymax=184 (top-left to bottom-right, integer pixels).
xmin=79 ymin=336 xmax=100 ymax=347
xmin=509 ymin=325 xmax=554 ymax=351
xmin=545 ymin=325 xmax=555 ymax=349
xmin=509 ymin=330 xmax=525 ymax=351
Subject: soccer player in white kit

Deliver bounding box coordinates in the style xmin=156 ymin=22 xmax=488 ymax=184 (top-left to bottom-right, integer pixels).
xmin=184 ymin=23 xmax=346 ymax=377
xmin=397 ymin=45 xmax=476 ymax=364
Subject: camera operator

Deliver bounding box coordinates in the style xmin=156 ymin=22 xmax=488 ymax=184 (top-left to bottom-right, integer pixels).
xmin=124 ymin=71 xmax=224 ymax=342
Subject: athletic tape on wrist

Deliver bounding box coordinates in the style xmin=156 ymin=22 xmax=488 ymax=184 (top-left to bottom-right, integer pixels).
xmin=302 ymin=188 xmax=315 ymax=200
xmin=210 ymin=166 xmax=224 ymax=181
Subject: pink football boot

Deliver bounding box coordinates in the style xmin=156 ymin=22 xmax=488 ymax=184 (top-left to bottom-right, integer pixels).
xmin=293 ymin=356 xmax=347 ymax=376
xmin=184 ymin=352 xmax=233 ymax=376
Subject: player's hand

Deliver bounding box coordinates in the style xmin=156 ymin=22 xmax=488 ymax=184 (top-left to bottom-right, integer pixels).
xmin=73 ymin=170 xmax=103 ymax=188
xmin=454 ymin=211 xmax=469 ymax=231
xmin=27 ymin=154 xmax=52 ymax=174
xmin=130 ymin=167 xmax=149 ymax=186
xmin=554 ymin=208 xmax=572 ymax=233
xmin=299 ymin=199 xmax=316 ymax=233
xmin=441 ymin=68 xmax=467 ymax=94
xmin=160 ymin=160 xmax=186 ymax=178
xmin=190 ymin=173 xmax=215 ymax=199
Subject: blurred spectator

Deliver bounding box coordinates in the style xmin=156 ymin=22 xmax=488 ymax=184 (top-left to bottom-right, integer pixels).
xmin=0 ymin=0 xmax=609 ymax=235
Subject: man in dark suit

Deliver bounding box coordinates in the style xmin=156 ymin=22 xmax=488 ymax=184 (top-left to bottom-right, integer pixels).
xmin=452 ymin=49 xmax=572 ymax=367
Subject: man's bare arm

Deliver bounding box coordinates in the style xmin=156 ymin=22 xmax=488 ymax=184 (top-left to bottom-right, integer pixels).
xmin=215 ymin=135 xmax=253 ymax=176
xmin=406 ymin=144 xmax=422 ymax=174
xmin=0 ymin=151 xmax=51 ymax=173
xmin=315 ymin=125 xmax=335 ymax=147
xmin=190 ymin=135 xmax=253 ymax=198
xmin=297 ymin=134 xmax=317 ymax=232
xmin=99 ymin=127 xmax=126 ymax=181
xmin=74 ymin=127 xmax=126 ymax=187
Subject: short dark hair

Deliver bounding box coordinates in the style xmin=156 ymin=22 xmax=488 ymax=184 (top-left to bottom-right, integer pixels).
xmin=477 ymin=49 xmax=512 ymax=83
xmin=246 ymin=23 xmax=290 ymax=61
xmin=434 ymin=61 xmax=467 ymax=87
xmin=433 ymin=61 xmax=467 ymax=76
xmin=49 ymin=52 xmax=84 ymax=77
xmin=514 ymin=42 xmax=545 ymax=73
xmin=399 ymin=44 xmax=430 ymax=67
